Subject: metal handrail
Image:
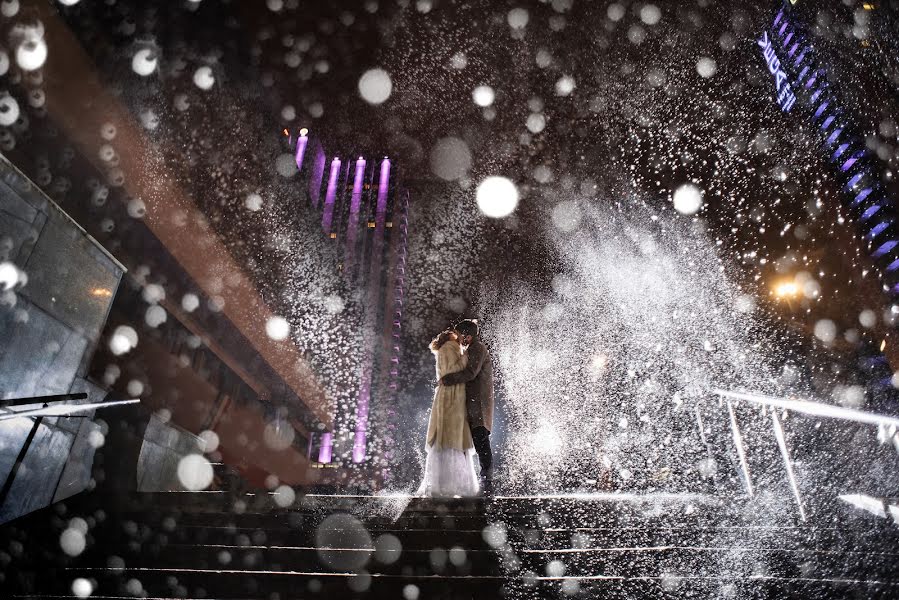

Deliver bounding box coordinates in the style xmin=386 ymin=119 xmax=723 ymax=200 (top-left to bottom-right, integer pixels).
xmin=0 ymin=398 xmax=140 ymax=422
xmin=0 ymin=392 xmax=87 ymax=408
xmin=713 ymin=388 xmax=899 ymax=522
xmin=714 ymin=389 xmax=899 ymax=429
xmin=0 ymin=395 xmax=141 ymax=508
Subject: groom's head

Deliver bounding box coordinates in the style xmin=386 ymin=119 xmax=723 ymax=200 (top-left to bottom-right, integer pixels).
xmin=454 ymin=319 xmax=479 ymax=346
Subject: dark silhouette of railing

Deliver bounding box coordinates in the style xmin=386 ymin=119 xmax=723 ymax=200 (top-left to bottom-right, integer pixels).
xmin=0 ymin=393 xmax=140 ymax=510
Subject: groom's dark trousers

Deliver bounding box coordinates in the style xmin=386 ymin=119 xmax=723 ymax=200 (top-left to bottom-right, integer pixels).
xmin=472 ymin=426 xmax=493 ymax=475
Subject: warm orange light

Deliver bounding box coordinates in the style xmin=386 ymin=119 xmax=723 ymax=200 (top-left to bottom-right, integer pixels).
xmin=283 ymin=128 xmax=289 ymax=136
xmin=881 ymin=339 xmax=887 ymax=352
xmin=90 ymin=288 xmax=112 ymax=297
xmin=773 ymin=281 xmax=799 ymax=299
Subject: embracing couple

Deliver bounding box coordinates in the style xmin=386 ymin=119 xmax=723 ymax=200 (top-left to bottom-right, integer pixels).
xmin=417 ymin=319 xmax=495 ymax=498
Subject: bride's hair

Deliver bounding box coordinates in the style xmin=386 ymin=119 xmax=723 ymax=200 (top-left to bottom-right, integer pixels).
xmin=429 ymin=330 xmax=458 ymax=353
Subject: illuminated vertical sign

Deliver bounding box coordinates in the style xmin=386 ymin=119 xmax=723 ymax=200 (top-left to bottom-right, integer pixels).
xmin=758 ymin=31 xmax=797 ymax=112
xmin=343 ymin=157 xmax=367 ymax=280
xmin=351 ymin=158 xmax=392 ymax=464
xmin=295 ymin=129 xmax=308 ymax=170
xmin=288 ymin=131 xmax=405 ymax=469
xmin=760 ymin=5 xmax=899 ymax=303
xmin=321 ymin=157 xmax=341 ymax=234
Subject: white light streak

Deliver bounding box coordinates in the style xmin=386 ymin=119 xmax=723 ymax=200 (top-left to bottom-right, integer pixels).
xmin=771 ymin=410 xmax=806 ymax=521
xmin=0 ymin=398 xmax=140 ymax=421
xmin=715 ymin=389 xmax=899 ymax=429
xmin=838 ymin=494 xmax=887 ymax=519
xmin=726 ymin=400 xmax=754 ymax=497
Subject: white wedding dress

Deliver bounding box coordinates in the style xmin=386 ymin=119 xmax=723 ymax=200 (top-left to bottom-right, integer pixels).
xmin=418 ymin=445 xmax=480 ymax=497
xmin=417 ymin=340 xmax=479 ymax=497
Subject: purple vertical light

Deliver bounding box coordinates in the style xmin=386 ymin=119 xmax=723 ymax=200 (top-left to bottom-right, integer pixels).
xmin=318 ymin=432 xmax=333 ymax=463
xmin=321 ymin=157 xmax=341 ymax=233
xmin=868 ymin=222 xmax=890 ymax=240
xmin=308 ymin=142 xmax=327 ymax=208
xmin=376 ymin=158 xmax=391 ymax=214
xmin=826 ymin=128 xmax=842 ymax=146
xmin=846 ymin=173 xmax=864 ymax=190
xmin=352 ymin=369 xmax=371 ymax=463
xmin=841 ymin=151 xmax=863 ymax=172
xmin=344 ymin=157 xmax=367 ymax=279
xmin=352 ymin=157 xmax=367 ymax=201
xmin=351 ymin=157 xmax=392 ymax=464
xmin=861 ymin=204 xmax=881 ymax=222
xmin=854 ymin=188 xmax=873 ymax=206
xmin=295 ymin=133 xmax=308 ymax=170
xmin=872 ymin=241 xmax=897 ymax=259
xmin=805 ymin=72 xmax=818 ymax=89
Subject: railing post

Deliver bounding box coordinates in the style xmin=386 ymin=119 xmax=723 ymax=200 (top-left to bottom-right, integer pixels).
xmin=771 ymin=410 xmax=807 ymax=521
xmin=0 ymin=416 xmax=44 ymax=510
xmin=725 ymin=398 xmax=754 ymax=497
xmin=694 ymin=401 xmax=718 ymax=482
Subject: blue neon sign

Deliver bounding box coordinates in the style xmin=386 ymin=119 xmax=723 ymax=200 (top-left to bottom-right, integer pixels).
xmin=758 ymin=30 xmax=797 ymax=112
xmin=761 ymin=6 xmax=899 ymax=299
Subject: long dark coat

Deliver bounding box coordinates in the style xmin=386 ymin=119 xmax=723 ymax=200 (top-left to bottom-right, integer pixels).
xmin=441 ymin=337 xmax=495 ymax=432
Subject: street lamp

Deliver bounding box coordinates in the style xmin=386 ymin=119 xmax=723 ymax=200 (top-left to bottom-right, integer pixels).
xmin=773 ymin=280 xmax=800 ymax=299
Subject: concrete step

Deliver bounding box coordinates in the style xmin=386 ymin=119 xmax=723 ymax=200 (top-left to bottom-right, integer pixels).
xmin=11 ymin=566 xmax=899 ymax=600
xmin=10 ymin=566 xmax=506 ymax=600
xmin=512 ymin=545 xmax=899 ymax=579
xmin=6 ymin=491 xmax=899 ymax=599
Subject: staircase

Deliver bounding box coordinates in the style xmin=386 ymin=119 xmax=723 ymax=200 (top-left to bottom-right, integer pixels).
xmin=4 ymin=490 xmax=899 ymax=599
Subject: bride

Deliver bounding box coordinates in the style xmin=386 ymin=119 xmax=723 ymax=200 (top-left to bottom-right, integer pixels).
xmin=417 ymin=330 xmax=479 ymax=497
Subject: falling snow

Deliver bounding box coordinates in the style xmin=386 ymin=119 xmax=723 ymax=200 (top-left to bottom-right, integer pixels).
xmin=2 ymin=0 xmax=899 ymax=597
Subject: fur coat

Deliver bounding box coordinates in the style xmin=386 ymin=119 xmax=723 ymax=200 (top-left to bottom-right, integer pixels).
xmin=425 ymin=340 xmax=474 ymax=451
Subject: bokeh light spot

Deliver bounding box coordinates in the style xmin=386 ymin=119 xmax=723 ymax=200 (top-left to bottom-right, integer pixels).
xmin=476 ymin=176 xmax=519 ymax=218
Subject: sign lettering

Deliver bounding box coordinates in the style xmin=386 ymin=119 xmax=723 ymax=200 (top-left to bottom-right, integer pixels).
xmin=758 ymin=31 xmax=797 ymax=112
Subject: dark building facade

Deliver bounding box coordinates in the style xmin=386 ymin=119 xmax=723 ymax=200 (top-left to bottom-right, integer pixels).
xmin=0 ymin=154 xmax=125 ymax=523
xmin=288 ymin=128 xmax=409 ymax=487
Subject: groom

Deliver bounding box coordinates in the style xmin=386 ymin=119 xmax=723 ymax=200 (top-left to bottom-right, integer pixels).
xmin=440 ymin=319 xmax=495 ymax=495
